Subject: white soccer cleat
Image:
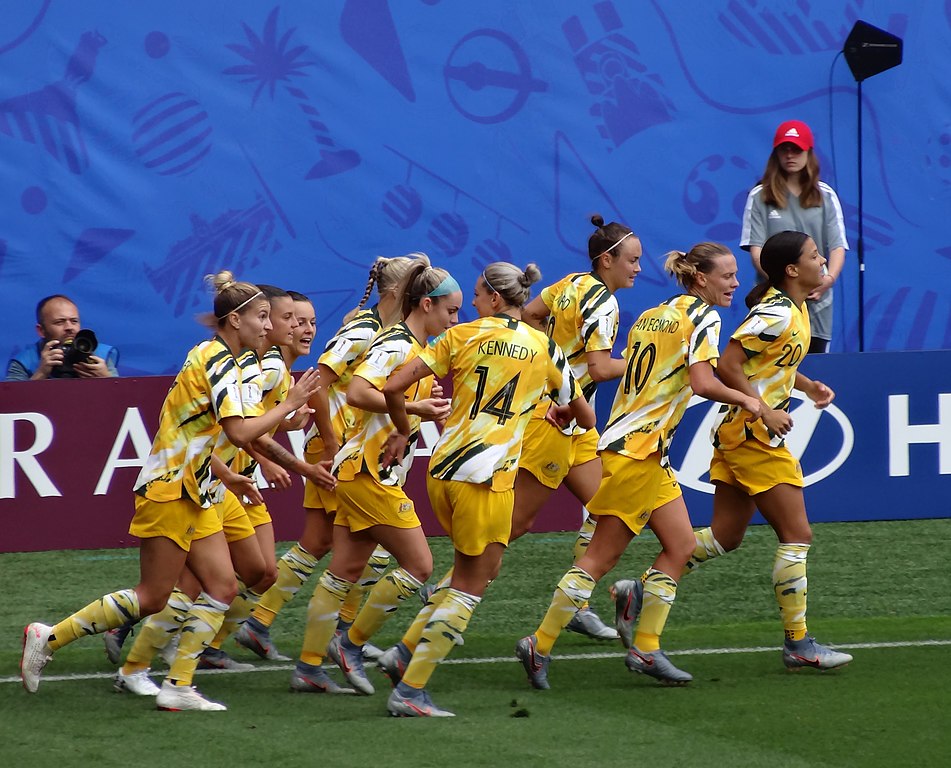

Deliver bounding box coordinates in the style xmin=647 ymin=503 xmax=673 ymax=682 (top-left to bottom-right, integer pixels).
xmin=21 ymin=623 xmax=54 ymax=694
xmin=156 ymin=680 xmax=227 ymax=711
xmin=114 ymin=668 xmax=161 ymax=696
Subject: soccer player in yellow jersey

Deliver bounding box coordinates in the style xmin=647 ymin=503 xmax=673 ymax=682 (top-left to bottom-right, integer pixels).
xmin=236 ymin=257 xmax=419 ymax=661
xmin=20 ymin=271 xmax=324 ymax=710
xmin=687 ymin=231 xmax=853 ymax=671
xmin=379 ymin=262 xmax=596 ymax=717
xmin=517 ymin=243 xmax=764 ymax=688
xmin=514 ymin=214 xmax=641 ymax=640
xmin=111 ymin=288 xmax=331 ymax=683
xmin=291 ymin=259 xmax=459 ymax=694
xmin=198 ymin=285 xmax=325 ymax=670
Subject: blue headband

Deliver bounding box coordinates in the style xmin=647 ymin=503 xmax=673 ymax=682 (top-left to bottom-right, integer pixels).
xmin=427 ymin=274 xmax=461 ymax=297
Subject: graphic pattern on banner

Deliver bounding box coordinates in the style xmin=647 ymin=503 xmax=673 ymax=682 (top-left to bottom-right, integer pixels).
xmin=1 ymin=1 xmax=949 ymax=376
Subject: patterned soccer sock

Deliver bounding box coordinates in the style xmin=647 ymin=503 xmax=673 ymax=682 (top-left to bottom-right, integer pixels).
xmin=684 ymin=527 xmax=727 ymax=573
xmin=572 ymin=515 xmax=598 ymax=562
xmin=535 ymin=566 xmax=596 ymax=656
xmin=338 ymin=547 xmax=388 ymax=625
xmin=48 ymin=588 xmax=141 ymax=651
xmin=401 ymin=568 xmax=453 ymax=654
xmin=401 ymin=588 xmax=480 ymax=690
xmin=210 ymin=579 xmax=261 ymax=650
xmin=167 ymin=592 xmax=229 ymax=687
xmin=633 ymin=569 xmax=678 ymax=652
xmin=122 ymin=588 xmax=192 ymax=673
xmin=299 ymin=570 xmax=354 ymax=666
xmin=773 ymin=544 xmax=810 ymax=641
xmin=252 ymin=542 xmax=319 ymax=628
xmin=349 ymin=567 xmax=423 ymax=647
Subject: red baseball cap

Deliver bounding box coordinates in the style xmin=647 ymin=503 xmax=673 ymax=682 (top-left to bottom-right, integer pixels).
xmin=773 ymin=120 xmax=814 ymax=151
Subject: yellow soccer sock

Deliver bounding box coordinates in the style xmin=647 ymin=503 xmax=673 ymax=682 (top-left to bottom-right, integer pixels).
xmin=773 ymin=544 xmax=810 ymax=641
xmin=535 ymin=566 xmax=596 ymax=656
xmin=402 ymin=588 xmax=480 ymax=690
xmin=211 ymin=580 xmax=261 ymax=650
xmin=167 ymin=592 xmax=229 ymax=687
xmin=339 ymin=547 xmax=391 ymax=625
xmin=633 ymin=569 xmax=678 ymax=653
xmin=572 ymin=515 xmax=597 ymax=563
xmin=123 ymin=588 xmax=192 ymax=671
xmin=684 ymin=527 xmax=726 ymax=573
xmin=402 ymin=568 xmax=453 ymax=653
xmin=350 ymin=567 xmax=423 ymax=647
xmin=252 ymin=542 xmax=319 ymax=628
xmin=49 ymin=588 xmax=140 ymax=651
xmin=299 ymin=570 xmax=354 ymax=666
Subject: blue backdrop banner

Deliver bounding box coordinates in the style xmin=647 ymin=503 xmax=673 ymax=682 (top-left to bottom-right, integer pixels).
xmin=1 ymin=2 xmax=949 ymax=374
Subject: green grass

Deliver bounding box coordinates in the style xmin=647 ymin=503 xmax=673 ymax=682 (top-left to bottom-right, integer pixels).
xmin=2 ymin=520 xmax=950 ymax=767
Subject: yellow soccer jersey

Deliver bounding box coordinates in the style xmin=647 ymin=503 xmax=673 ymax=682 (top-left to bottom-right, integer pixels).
xmin=135 ymin=337 xmax=264 ymax=507
xmin=598 ymin=295 xmax=722 ymax=466
xmin=533 ymin=271 xmax=619 ymax=433
xmin=223 ymin=346 xmax=290 ymax=485
xmin=712 ymin=286 xmax=811 ymax=450
xmin=421 ymin=315 xmax=579 ymax=491
xmin=333 ymin=323 xmax=432 ymax=487
xmin=303 ymin=306 xmax=383 ymax=454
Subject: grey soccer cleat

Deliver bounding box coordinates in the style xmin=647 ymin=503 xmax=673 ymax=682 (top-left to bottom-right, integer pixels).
xmin=625 ymin=647 xmax=693 ymax=685
xmin=387 ymin=683 xmax=455 ymax=717
xmin=103 ymin=623 xmax=134 ymax=666
xmin=515 ymin=634 xmax=551 ymax=690
xmin=235 ymin=618 xmax=290 ymax=661
xmin=610 ymin=579 xmax=644 ymax=649
xmin=377 ymin=642 xmax=412 ymax=687
xmin=328 ymin=633 xmax=375 ymax=695
xmin=289 ymin=662 xmax=356 ymax=694
xmin=197 ymin=647 xmax=255 ymax=672
xmin=566 ymin=606 xmax=620 ymax=640
xmin=362 ymin=641 xmax=385 ymax=662
xmin=783 ymin=635 xmax=853 ymax=670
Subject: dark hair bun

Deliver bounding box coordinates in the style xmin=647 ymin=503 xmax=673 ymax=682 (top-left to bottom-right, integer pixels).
xmin=590 ymin=214 xmax=605 ymax=228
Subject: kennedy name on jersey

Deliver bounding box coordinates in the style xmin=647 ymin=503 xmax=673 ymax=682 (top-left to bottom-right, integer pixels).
xmin=478 ymin=340 xmax=538 ymax=361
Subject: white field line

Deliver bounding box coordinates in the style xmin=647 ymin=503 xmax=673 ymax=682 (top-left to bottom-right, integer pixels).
xmin=3 ymin=638 xmax=949 ymax=687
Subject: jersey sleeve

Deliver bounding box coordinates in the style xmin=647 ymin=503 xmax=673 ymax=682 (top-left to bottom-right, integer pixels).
xmin=732 ymin=303 xmax=789 ymax=358
xmin=418 ymin=331 xmax=451 ymax=378
xmin=821 ymin=184 xmax=850 ymax=252
xmin=582 ymin=292 xmax=619 ymax=353
xmin=206 ymin=352 xmax=246 ymax=421
xmin=319 ymin=322 xmax=375 ymax=377
xmin=353 ymin=337 xmax=411 ymax=391
xmin=740 ymin=187 xmax=766 ymax=250
xmin=689 ymin=306 xmax=722 ymax=366
xmin=545 ymin=338 xmax=579 ymax=406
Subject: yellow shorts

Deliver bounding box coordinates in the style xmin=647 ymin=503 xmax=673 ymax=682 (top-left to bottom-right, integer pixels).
xmin=427 ymin=474 xmax=513 ymax=556
xmin=129 ymin=495 xmax=210 ymax=551
xmin=335 ymin=474 xmax=419 ymax=532
xmin=518 ymin=419 xmax=600 ymax=489
xmin=194 ymin=490 xmax=256 ymax=543
xmin=303 ymin=445 xmax=338 ymax=511
xmin=586 ymin=451 xmax=682 ymax=536
xmin=710 ymin=441 xmax=803 ymax=496
xmin=245 ymin=501 xmax=271 ymax=528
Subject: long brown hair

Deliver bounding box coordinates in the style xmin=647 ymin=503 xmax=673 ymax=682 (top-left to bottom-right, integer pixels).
xmin=758 ymin=150 xmax=822 ymax=209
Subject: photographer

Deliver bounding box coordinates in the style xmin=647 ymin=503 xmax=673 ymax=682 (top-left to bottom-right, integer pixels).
xmin=5 ymin=295 xmax=119 ymax=380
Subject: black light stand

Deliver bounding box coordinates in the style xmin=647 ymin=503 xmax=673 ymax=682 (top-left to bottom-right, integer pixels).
xmin=842 ymin=21 xmax=902 ymax=351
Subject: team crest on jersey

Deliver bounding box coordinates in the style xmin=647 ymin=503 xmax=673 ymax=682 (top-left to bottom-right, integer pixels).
xmin=398 ymin=500 xmax=414 ymax=519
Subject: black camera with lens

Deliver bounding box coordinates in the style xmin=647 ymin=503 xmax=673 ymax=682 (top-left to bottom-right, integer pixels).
xmin=53 ymin=329 xmax=99 ymax=377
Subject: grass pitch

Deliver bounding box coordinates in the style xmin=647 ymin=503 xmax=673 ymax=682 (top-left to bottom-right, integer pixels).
xmin=2 ymin=520 xmax=950 ymax=767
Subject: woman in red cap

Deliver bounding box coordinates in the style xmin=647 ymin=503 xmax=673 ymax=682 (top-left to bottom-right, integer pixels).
xmin=740 ymin=120 xmax=849 ymax=353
